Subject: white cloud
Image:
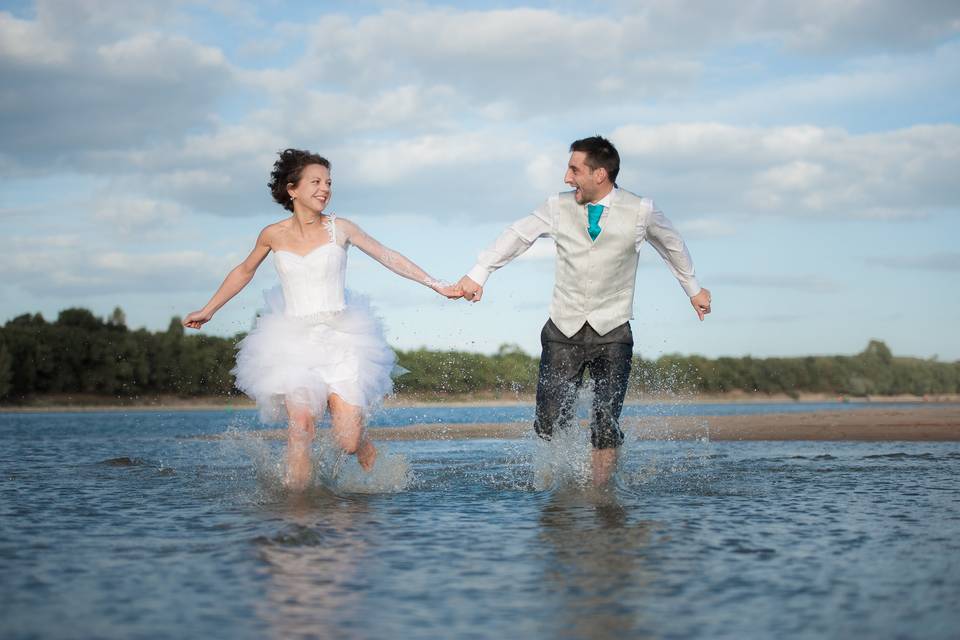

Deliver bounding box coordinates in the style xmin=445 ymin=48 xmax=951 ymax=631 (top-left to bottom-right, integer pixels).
xmin=176 ymin=125 xmax=283 ymax=165
xmin=244 ymin=83 xmax=463 ymax=139
xmin=866 ymin=253 xmax=960 ymax=272
xmin=4 ymin=2 xmax=959 ymax=176
xmin=678 ymin=218 xmax=737 ymax=238
xmin=0 ymin=4 xmax=236 ymax=166
xmin=713 ymin=273 xmax=844 ymax=293
xmin=341 ymin=132 xmax=531 ymax=186
xmin=0 ymin=247 xmax=232 ymax=296
xmin=285 ymin=7 xmax=701 ymax=114
xmin=758 ymin=0 xmax=960 ymax=52
xmin=46 ymin=118 xmax=960 ymax=227
xmin=10 ymin=234 xmax=82 ymax=249
xmin=4 ymin=2 xmax=956 ymax=201
xmin=756 ymin=161 xmax=826 ymax=192
xmin=525 ymin=152 xmax=567 ymax=194
xmin=33 ymin=0 xmax=179 ymax=36
xmin=650 ymin=38 xmax=960 ymax=131
xmin=606 ymin=0 xmax=960 ymax=53
xmin=0 ymin=11 xmax=70 ymax=65
xmin=97 ymin=32 xmax=226 ymax=77
xmin=614 ymin=123 xmax=960 ymax=220
xmin=92 ymin=197 xmax=185 ymax=236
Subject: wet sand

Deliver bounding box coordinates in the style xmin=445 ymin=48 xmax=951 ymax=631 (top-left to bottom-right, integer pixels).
xmin=239 ymin=405 xmax=960 ymax=442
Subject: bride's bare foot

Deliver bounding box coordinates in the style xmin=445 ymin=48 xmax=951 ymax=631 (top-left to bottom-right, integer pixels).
xmin=357 ymin=438 xmax=377 ymax=472
xmin=284 ymin=469 xmax=310 ymax=492
xmin=285 ymin=435 xmax=313 ymax=491
xmin=284 ymin=449 xmax=312 ymax=491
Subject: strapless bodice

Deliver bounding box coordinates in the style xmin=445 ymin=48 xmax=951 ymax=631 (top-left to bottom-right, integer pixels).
xmin=273 ymin=243 xmax=347 ymax=319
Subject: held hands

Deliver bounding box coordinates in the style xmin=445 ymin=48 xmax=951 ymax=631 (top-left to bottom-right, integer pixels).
xmin=455 ymin=275 xmax=483 ymax=303
xmin=182 ymin=310 xmax=212 ymax=330
xmin=690 ymin=288 xmax=712 ymax=321
xmin=431 ymin=281 xmax=465 ymax=299
xmin=428 ymin=276 xmax=481 ymax=301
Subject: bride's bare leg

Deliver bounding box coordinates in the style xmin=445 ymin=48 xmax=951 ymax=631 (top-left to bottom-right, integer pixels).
xmin=284 ymin=397 xmax=317 ymax=490
xmin=329 ymin=393 xmax=377 ymax=471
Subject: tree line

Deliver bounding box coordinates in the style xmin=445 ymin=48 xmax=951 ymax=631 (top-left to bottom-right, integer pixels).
xmin=1 ymin=307 xmax=958 ymax=403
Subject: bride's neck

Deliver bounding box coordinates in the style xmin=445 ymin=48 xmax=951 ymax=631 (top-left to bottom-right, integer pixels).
xmin=291 ymin=207 xmax=325 ymax=229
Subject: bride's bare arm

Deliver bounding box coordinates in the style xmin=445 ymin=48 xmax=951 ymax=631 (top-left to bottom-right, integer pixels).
xmin=340 ymin=219 xmax=462 ymax=299
xmin=183 ymin=229 xmax=273 ymax=329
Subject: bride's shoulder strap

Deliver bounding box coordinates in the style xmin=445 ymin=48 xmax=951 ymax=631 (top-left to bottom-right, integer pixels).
xmin=324 ymin=213 xmax=339 ymax=244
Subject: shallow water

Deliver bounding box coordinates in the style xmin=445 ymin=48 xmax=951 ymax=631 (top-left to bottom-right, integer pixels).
xmin=365 ymin=400 xmax=946 ymax=427
xmin=2 ymin=409 xmax=959 ymax=639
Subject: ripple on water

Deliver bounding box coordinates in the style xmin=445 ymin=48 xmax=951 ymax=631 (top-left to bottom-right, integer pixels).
xmin=97 ymin=456 xmax=152 ymax=467
xmin=862 ymin=452 xmax=939 ymax=461
xmin=94 ymin=456 xmax=176 ymax=477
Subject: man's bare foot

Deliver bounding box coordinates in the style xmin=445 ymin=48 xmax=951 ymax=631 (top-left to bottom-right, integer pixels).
xmin=591 ymin=448 xmax=618 ymax=487
xmin=357 ymin=438 xmax=378 ymax=472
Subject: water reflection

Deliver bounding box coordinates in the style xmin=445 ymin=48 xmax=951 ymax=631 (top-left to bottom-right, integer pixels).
xmin=254 ymin=490 xmax=372 ymax=640
xmin=537 ymin=488 xmax=656 ymax=639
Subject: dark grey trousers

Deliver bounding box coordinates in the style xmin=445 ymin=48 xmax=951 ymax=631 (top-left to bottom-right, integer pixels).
xmin=533 ymin=319 xmax=633 ymax=449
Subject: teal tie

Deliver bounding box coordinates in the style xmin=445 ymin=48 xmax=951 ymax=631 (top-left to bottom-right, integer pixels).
xmin=587 ymin=204 xmax=604 ymax=240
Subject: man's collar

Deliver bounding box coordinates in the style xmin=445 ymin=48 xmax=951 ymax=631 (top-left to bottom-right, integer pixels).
xmin=589 ymin=187 xmax=617 ymax=208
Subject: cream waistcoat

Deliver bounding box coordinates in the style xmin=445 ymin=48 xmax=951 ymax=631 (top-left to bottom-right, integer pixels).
xmin=550 ymin=189 xmax=645 ymax=337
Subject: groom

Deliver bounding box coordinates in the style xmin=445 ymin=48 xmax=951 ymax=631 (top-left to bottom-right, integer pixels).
xmin=457 ymin=136 xmax=711 ymax=486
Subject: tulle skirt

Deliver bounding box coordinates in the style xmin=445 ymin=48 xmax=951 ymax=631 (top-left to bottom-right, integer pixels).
xmin=232 ymin=287 xmax=396 ymax=423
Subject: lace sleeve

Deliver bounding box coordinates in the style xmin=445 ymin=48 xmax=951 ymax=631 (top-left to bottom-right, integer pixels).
xmin=345 ymin=220 xmax=446 ymax=289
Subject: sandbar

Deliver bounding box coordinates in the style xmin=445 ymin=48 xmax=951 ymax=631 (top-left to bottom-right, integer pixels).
xmin=237 ymin=405 xmax=960 ymax=442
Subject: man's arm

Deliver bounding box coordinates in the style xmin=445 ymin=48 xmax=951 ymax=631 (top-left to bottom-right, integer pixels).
xmin=641 ymin=199 xmax=712 ymax=320
xmin=458 ymin=200 xmax=554 ymax=302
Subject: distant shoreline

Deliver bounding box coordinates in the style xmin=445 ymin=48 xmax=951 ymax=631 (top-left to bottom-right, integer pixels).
xmin=2 ymin=392 xmax=958 ymax=413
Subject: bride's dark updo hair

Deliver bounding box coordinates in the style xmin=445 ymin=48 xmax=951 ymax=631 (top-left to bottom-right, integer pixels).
xmin=268 ymin=148 xmax=330 ymax=212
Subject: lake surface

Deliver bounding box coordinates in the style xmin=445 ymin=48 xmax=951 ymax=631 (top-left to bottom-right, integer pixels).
xmin=364 ymin=400 xmax=945 ymax=427
xmin=2 ymin=407 xmax=959 ymax=639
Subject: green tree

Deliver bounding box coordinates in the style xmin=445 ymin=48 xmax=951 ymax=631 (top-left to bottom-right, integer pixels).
xmin=56 ymin=308 xmax=103 ymax=332
xmin=2 ymin=311 xmax=959 ymax=402
xmin=107 ymin=306 xmax=127 ymax=329
xmin=0 ymin=334 xmax=12 ymax=399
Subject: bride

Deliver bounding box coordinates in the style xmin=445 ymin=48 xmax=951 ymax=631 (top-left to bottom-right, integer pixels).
xmin=183 ymin=148 xmax=461 ymax=489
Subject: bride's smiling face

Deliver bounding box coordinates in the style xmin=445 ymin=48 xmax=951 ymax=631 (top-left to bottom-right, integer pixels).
xmin=289 ymin=164 xmax=332 ymax=213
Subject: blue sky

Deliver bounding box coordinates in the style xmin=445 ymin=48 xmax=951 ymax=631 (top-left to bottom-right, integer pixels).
xmin=2 ymin=0 xmax=958 ymax=360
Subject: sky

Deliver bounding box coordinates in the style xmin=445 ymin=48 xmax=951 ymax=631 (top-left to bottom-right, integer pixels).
xmin=1 ymin=0 xmax=959 ymax=361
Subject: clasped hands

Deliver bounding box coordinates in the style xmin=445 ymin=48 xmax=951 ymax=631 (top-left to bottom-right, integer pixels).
xmin=431 ymin=276 xmax=483 ymax=302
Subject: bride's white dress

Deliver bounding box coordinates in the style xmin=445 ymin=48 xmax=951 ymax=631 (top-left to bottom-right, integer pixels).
xmin=232 ymin=215 xmax=396 ymax=422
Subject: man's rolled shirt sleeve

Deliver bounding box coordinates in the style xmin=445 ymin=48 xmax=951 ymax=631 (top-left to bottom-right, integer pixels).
xmin=640 ymin=199 xmax=701 ymax=298
xmin=466 ymin=199 xmax=554 ymax=286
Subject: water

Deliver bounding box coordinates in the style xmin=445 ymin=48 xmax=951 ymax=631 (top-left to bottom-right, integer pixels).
xmin=2 ymin=408 xmax=958 ymax=639
xmin=363 ymin=400 xmax=943 ymax=427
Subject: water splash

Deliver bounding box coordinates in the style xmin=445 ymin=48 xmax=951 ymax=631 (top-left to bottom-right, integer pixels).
xmin=531 ymin=382 xmax=596 ymax=491
xmin=531 ymin=426 xmax=593 ymax=490
xmin=218 ymin=426 xmax=411 ymax=495
xmin=314 ymin=432 xmax=412 ymax=494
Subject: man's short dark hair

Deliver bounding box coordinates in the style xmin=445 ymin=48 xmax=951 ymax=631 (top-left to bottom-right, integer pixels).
xmin=569 ymin=136 xmax=619 ymax=185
